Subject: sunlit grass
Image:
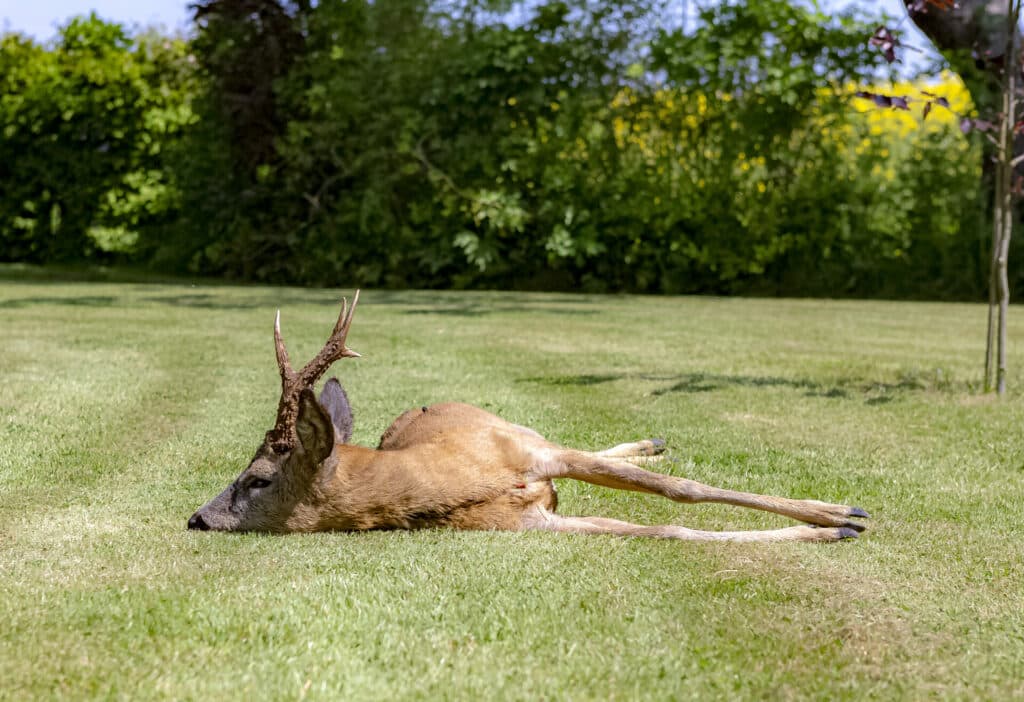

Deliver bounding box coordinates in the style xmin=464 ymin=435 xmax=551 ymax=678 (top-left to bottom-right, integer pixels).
xmin=1 ymin=274 xmax=1022 ymax=699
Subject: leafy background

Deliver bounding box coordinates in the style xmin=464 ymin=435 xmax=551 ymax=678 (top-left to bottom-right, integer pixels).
xmin=0 ymin=1 xmax=1002 ymax=296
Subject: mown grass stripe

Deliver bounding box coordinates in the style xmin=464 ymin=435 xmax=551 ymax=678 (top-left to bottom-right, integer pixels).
xmin=0 ymin=278 xmax=1022 ymax=699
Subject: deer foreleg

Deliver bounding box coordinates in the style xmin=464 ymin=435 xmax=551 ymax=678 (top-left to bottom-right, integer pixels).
xmin=532 ymin=449 xmax=869 ymax=532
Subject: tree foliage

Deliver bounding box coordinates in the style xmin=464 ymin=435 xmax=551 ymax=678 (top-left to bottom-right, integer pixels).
xmin=0 ymin=1 xmax=1007 ymax=299
xmin=0 ymin=15 xmax=192 ymax=262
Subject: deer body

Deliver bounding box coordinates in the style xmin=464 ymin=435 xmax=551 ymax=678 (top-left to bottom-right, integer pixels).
xmin=286 ymin=402 xmax=558 ymax=533
xmin=189 ymin=293 xmax=869 ymax=543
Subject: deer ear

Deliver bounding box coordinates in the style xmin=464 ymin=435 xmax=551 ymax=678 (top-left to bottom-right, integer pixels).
xmin=319 ymin=378 xmax=353 ymax=443
xmin=296 ymin=388 xmax=335 ymax=464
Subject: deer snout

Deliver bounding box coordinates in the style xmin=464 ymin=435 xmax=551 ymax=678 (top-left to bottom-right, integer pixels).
xmin=187 ymin=512 xmax=211 ymax=531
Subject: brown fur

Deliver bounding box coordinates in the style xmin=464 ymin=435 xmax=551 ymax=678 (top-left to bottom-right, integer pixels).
xmin=188 ymin=296 xmax=869 ymax=543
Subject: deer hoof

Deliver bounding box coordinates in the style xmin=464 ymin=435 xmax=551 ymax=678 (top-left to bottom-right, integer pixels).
xmin=645 ymin=438 xmax=667 ymax=454
xmin=849 ymin=506 xmax=870 ymax=519
xmin=187 ymin=513 xmax=210 ymax=531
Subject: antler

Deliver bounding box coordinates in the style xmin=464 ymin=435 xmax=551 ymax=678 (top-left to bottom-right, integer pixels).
xmin=266 ymin=290 xmax=361 ymax=452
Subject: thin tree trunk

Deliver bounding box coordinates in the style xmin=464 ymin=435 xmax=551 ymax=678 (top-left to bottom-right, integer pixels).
xmin=903 ymin=0 xmax=1020 ymax=393
xmin=986 ymin=167 xmax=1002 ymax=392
xmin=995 ymin=0 xmax=1020 ymax=395
xmin=998 ymin=204 xmax=1012 ymax=394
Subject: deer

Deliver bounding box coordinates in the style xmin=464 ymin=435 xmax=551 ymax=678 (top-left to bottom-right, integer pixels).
xmin=187 ymin=291 xmax=870 ymax=542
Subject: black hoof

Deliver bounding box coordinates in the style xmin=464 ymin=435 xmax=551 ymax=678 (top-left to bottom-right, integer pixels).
xmin=187 ymin=513 xmax=210 ymax=531
xmin=849 ymin=507 xmax=870 ymax=519
xmin=836 ymin=527 xmax=860 ymax=540
xmin=646 ymin=438 xmax=667 ymax=454
xmin=842 ymin=520 xmax=867 ymax=533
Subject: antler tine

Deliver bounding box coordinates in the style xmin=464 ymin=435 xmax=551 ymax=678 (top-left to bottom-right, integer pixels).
xmin=332 ymin=297 xmax=349 ymax=337
xmin=331 ymin=289 xmax=360 ymax=340
xmin=296 ymin=290 xmax=362 ymax=386
xmin=274 ymin=310 xmax=294 ymax=380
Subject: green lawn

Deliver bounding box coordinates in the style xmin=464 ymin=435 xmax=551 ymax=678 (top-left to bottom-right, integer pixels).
xmin=2 ymin=274 xmax=1022 ymax=700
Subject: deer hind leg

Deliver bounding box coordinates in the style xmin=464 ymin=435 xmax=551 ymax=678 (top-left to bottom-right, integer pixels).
xmin=596 ymin=438 xmax=667 ymax=466
xmin=522 ymin=507 xmax=858 ymax=543
xmin=532 ymin=449 xmax=869 ymax=532
xmin=512 ymin=425 xmax=668 ymax=466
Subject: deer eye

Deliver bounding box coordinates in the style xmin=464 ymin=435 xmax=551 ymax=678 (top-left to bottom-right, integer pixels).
xmin=248 ymin=478 xmax=272 ymax=490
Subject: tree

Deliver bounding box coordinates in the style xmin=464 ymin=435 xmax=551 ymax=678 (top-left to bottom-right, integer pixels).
xmin=0 ymin=16 xmax=191 ymax=263
xmin=883 ymin=0 xmax=1022 ymax=393
xmin=643 ymin=1 xmax=884 ymax=292
xmin=1 ymin=0 xmax=992 ymax=299
xmin=156 ymin=0 xmax=311 ymax=280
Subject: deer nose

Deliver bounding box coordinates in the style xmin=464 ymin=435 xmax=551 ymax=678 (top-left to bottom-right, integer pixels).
xmin=187 ymin=512 xmax=210 ymax=531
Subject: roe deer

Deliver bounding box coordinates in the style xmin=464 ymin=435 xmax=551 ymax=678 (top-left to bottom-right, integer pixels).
xmin=188 ymin=292 xmax=869 ymax=542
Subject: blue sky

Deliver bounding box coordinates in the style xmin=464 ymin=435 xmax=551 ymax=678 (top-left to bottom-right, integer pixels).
xmin=2 ymin=0 xmax=192 ymax=39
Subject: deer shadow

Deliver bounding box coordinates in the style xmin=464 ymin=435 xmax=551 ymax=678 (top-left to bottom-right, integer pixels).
xmin=1 ymin=295 xmax=118 ymax=308
xmin=141 ymin=290 xmax=604 ymax=315
xmin=521 ymin=371 xmax=934 ymax=405
xmin=2 ymin=279 xmax=608 ymax=315
xmin=402 ymin=304 xmax=599 ymax=317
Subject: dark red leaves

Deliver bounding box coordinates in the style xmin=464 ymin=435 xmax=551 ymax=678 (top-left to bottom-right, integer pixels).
xmin=855 ymin=91 xmax=910 ymax=110
xmin=921 ymin=91 xmax=950 ymax=109
xmin=870 ymin=26 xmax=900 ymax=64
xmin=960 ymin=118 xmax=995 ymax=134
xmin=905 ymin=0 xmax=957 ymax=15
xmin=857 ymin=89 xmax=959 ymax=122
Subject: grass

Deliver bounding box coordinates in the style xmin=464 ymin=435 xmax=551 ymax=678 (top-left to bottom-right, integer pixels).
xmin=1 ymin=272 xmax=1023 ymax=700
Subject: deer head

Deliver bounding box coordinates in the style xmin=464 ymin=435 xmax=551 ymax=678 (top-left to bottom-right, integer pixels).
xmin=187 ymin=292 xmax=360 ymax=532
